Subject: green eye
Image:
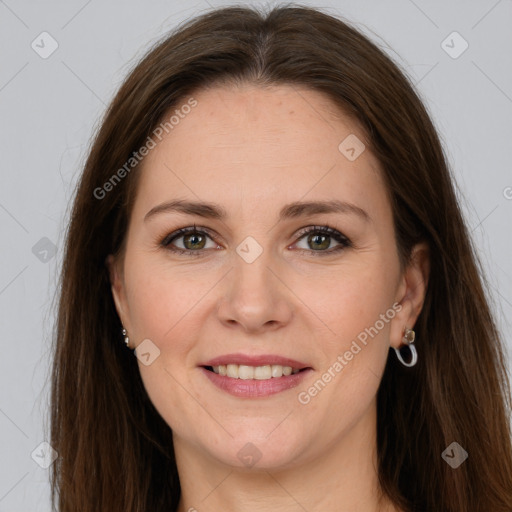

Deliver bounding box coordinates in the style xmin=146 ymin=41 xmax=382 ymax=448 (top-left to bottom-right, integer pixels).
xmin=294 ymin=226 xmax=351 ymax=255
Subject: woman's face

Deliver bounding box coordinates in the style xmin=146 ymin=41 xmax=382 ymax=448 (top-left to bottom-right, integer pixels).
xmin=109 ymin=84 xmax=426 ymax=470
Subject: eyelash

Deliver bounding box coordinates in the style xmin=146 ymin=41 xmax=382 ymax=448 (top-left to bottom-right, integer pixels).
xmin=158 ymin=224 xmax=352 ymax=257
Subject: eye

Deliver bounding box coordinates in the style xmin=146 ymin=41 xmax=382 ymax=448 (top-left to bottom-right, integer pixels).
xmin=293 ymin=225 xmax=352 ymax=255
xmin=159 ymin=225 xmax=219 ymax=255
xmin=159 ymin=224 xmax=352 ymax=256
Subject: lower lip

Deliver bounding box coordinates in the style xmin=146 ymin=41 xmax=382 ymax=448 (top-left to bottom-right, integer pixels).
xmin=200 ymin=367 xmax=313 ymax=398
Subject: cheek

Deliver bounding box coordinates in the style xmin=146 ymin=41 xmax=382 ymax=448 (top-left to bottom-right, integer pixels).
xmin=295 ymin=258 xmax=396 ymax=347
xmin=124 ymin=255 xmax=207 ymax=342
xmin=293 ymin=260 xmax=395 ymax=417
xmin=122 ymin=258 xmax=206 ymax=429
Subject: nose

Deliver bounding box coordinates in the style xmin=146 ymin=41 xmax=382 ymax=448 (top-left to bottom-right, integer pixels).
xmin=216 ymin=247 xmax=293 ymax=334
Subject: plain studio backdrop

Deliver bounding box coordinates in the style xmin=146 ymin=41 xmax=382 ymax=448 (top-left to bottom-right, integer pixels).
xmin=0 ymin=0 xmax=511 ymax=509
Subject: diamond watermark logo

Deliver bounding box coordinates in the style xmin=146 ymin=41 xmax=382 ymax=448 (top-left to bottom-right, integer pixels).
xmin=338 ymin=134 xmax=366 ymax=161
xmin=32 ymin=237 xmax=57 ymax=263
xmin=441 ymin=31 xmax=469 ymax=59
xmin=236 ymin=236 xmax=263 ymax=263
xmin=31 ymin=441 xmax=58 ymax=469
xmin=237 ymin=442 xmax=262 ymax=468
xmin=441 ymin=441 xmax=468 ymax=468
xmin=31 ymin=32 xmax=59 ymax=59
xmin=135 ymin=338 xmax=161 ymax=366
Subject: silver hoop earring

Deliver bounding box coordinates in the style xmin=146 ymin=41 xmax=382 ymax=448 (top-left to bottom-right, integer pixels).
xmin=122 ymin=327 xmax=130 ymax=349
xmin=394 ymin=327 xmax=417 ymax=367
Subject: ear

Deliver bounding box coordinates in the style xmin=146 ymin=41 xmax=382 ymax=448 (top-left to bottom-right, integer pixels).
xmin=389 ymin=242 xmax=430 ymax=349
xmin=106 ymin=253 xmax=131 ymax=332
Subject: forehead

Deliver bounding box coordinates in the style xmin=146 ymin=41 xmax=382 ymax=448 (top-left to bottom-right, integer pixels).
xmin=131 ymin=84 xmax=388 ymax=221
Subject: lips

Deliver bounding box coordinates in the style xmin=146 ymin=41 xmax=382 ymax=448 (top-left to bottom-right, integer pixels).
xmin=199 ymin=353 xmax=312 ymax=370
xmin=198 ymin=353 xmax=314 ymax=397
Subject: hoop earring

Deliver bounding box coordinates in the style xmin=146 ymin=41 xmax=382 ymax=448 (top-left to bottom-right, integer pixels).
xmin=121 ymin=327 xmax=130 ymax=349
xmin=394 ymin=327 xmax=417 ymax=367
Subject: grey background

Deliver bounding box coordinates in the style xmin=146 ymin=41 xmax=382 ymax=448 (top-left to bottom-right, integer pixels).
xmin=1 ymin=0 xmax=511 ymax=509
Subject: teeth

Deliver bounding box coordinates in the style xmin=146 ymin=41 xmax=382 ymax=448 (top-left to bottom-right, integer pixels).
xmin=238 ymin=365 xmax=254 ymax=380
xmin=254 ymin=365 xmax=271 ymax=380
xmin=226 ymin=364 xmax=239 ymax=378
xmin=271 ymin=365 xmax=283 ymax=378
xmin=211 ymin=364 xmax=302 ymax=379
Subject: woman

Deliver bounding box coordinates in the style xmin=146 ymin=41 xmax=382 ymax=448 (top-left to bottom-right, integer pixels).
xmin=49 ymin=4 xmax=512 ymax=511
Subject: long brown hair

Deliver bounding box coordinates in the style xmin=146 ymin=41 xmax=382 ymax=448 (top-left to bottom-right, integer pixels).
xmin=49 ymin=4 xmax=512 ymax=511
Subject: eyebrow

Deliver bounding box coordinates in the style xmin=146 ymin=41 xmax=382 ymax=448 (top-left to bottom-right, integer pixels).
xmin=144 ymin=198 xmax=371 ymax=223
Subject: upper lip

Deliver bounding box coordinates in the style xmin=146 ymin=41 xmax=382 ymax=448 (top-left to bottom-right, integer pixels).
xmin=200 ymin=353 xmax=312 ymax=370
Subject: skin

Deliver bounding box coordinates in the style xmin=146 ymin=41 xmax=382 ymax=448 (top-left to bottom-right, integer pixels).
xmin=107 ymin=84 xmax=429 ymax=512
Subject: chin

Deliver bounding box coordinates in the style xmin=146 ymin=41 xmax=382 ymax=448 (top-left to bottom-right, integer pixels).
xmin=201 ymin=430 xmax=307 ymax=471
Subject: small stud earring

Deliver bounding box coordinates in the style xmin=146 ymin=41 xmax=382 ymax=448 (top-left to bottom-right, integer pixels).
xmin=394 ymin=327 xmax=418 ymax=367
xmin=122 ymin=327 xmax=130 ymax=349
